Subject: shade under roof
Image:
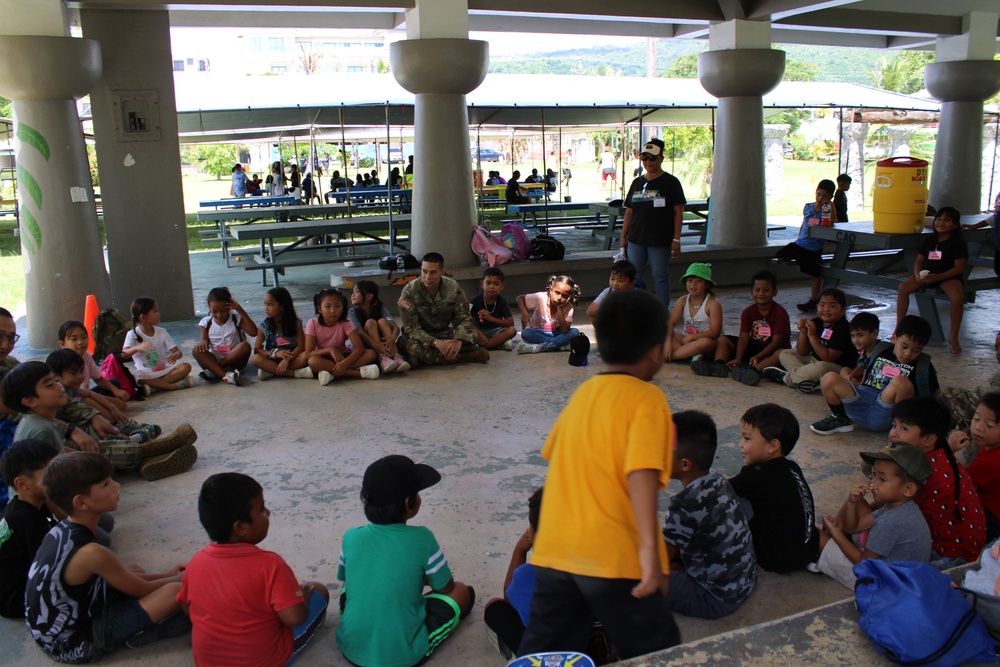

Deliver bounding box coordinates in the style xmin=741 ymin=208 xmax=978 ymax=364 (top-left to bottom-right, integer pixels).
xmin=173 ymin=73 xmax=951 ymax=142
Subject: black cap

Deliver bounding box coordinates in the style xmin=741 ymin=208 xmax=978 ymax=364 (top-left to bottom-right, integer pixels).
xmin=361 ymin=455 xmax=441 ymax=506
xmin=568 ymin=333 xmax=590 ymax=367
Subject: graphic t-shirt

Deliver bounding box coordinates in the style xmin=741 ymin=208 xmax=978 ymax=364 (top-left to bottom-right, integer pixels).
xmin=523 ymin=292 xmax=574 ymax=332
xmin=806 ymin=316 xmax=857 ymax=368
xmin=861 ymin=347 xmax=939 ymax=395
xmin=122 ymin=326 xmax=178 ymax=376
xmin=259 ymin=318 xmax=299 ymax=352
xmin=198 ymin=311 xmax=245 ymax=356
xmin=0 ymin=498 xmax=56 ymax=618
xmin=740 ymin=302 xmax=791 ymax=347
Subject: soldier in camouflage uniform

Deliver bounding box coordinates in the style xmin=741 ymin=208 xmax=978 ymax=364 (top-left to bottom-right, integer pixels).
xmin=397 ymin=252 xmax=489 ymax=366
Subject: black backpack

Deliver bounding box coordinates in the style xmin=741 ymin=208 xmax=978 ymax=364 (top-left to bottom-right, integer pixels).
xmin=529 ymin=234 xmax=565 ymax=261
xmin=92 ymin=308 xmax=131 ymax=363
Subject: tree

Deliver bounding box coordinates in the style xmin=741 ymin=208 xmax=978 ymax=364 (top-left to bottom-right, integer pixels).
xmin=193 ymin=144 xmax=243 ymax=180
xmin=0 ymin=96 xmax=11 ymax=118
xmin=297 ymin=44 xmax=324 ymax=75
xmin=666 ymin=54 xmax=698 ymax=78
xmin=867 ymin=51 xmax=934 ymax=94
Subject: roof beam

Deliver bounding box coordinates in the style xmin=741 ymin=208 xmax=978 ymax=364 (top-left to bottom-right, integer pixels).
xmin=467 ymin=14 xmax=680 ymax=38
xmin=747 ymin=0 xmax=861 ymax=21
xmin=466 ymin=0 xmax=723 ymax=22
xmin=775 ymin=8 xmax=965 ymax=36
xmin=167 ymin=9 xmax=404 ymax=30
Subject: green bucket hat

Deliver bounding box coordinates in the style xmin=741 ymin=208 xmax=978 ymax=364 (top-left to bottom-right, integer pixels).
xmin=680 ymin=263 xmax=714 ymax=287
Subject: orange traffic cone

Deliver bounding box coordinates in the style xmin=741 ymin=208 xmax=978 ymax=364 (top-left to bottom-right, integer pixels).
xmin=83 ymin=294 xmax=98 ymax=355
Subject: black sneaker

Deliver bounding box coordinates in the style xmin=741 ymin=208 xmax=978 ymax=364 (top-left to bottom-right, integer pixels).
xmin=461 ymin=585 xmax=476 ymax=620
xmin=762 ymin=366 xmax=787 ymax=384
xmin=809 ymin=413 xmax=855 ymax=435
xmin=795 ymin=379 xmax=820 ymax=394
xmin=691 ymin=359 xmax=728 ymax=378
xmin=731 ymin=364 xmax=762 ymax=386
xmin=125 ymin=612 xmax=192 ymax=649
xmin=198 ymin=370 xmax=221 ymax=384
xmin=797 ymin=298 xmax=818 ymax=312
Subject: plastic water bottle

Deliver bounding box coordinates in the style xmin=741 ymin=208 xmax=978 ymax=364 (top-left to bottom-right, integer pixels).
xmin=396 ymin=254 xmax=405 ymax=272
xmin=821 ymin=201 xmax=832 ymax=227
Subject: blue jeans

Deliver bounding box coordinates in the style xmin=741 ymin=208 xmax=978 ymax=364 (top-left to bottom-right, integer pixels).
xmin=627 ymin=242 xmax=671 ymax=307
xmin=521 ymin=327 xmax=580 ymax=351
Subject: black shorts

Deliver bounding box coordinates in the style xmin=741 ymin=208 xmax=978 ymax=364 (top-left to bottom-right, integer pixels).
xmin=775 ymin=242 xmax=822 ymax=278
xmin=519 ymin=567 xmax=679 ymax=660
xmin=724 ymin=335 xmax=768 ymax=362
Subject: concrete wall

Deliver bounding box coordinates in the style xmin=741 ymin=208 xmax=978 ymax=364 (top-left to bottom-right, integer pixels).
xmin=80 ymin=8 xmax=194 ymax=319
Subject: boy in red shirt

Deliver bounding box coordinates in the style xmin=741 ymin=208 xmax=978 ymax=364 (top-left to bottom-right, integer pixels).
xmin=178 ymin=473 xmax=329 ymax=667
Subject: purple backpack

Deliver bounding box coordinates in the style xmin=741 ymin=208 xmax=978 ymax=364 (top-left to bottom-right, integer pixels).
xmin=500 ymin=223 xmax=531 ymax=261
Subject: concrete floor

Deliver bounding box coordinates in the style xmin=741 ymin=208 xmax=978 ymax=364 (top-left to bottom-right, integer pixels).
xmin=3 ymin=239 xmax=999 ymax=666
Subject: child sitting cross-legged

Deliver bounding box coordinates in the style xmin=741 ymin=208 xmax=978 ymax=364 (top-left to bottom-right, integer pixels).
xmin=729 ymin=403 xmax=821 ymax=574
xmin=305 ymin=288 xmax=380 ymax=385
xmin=57 ymin=319 xmax=130 ymax=405
xmin=192 ymin=287 xmax=258 ymax=387
xmin=349 ymin=280 xmax=409 ymax=372
xmin=815 ymin=444 xmax=932 ymax=589
xmin=693 ymin=269 xmax=790 ymax=385
xmin=810 ymin=315 xmax=938 ymax=436
xmin=336 ymin=455 xmax=474 ymax=667
xmin=178 ymin=473 xmax=330 ymax=667
xmin=3 ymin=361 xmax=198 ymax=482
xmin=516 ymin=275 xmax=581 ymax=355
xmin=664 ymin=263 xmax=723 ymax=363
xmin=662 ymin=410 xmax=757 ymax=619
xmin=839 ymin=312 xmax=881 ymax=383
xmin=25 ymin=452 xmax=191 ymax=661
xmin=121 ymin=297 xmax=193 ymax=395
xmin=469 ymin=268 xmax=517 ymax=351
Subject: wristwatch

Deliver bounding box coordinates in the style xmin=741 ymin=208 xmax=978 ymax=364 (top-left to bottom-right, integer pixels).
xmin=64 ymin=423 xmax=77 ymax=439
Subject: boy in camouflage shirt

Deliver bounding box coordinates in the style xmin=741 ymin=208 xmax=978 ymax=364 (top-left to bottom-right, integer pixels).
xmin=662 ymin=411 xmax=757 ymax=619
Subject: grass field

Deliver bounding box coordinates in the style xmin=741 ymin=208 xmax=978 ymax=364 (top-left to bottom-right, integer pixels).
xmin=0 ymin=157 xmax=890 ymax=314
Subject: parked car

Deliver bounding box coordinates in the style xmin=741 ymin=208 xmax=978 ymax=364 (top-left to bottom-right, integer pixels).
xmin=381 ymin=147 xmax=403 ymax=164
xmin=472 ymin=147 xmax=504 ymax=163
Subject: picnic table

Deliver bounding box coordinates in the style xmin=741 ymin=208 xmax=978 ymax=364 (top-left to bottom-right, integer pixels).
xmin=505 ymin=201 xmax=595 ymax=229
xmin=328 ymin=187 xmax=412 ymax=212
xmin=588 ymin=200 xmax=711 ymax=249
xmin=198 ymin=195 xmax=298 ymax=209
xmin=230 ymin=214 xmax=412 ymax=287
xmin=808 ymin=217 xmax=997 ymax=340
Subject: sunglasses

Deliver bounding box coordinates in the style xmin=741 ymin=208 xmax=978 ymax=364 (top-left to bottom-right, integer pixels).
xmin=639 ymin=154 xmax=659 ymax=162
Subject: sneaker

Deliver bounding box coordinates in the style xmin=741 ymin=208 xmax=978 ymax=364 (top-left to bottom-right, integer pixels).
xmin=691 ymin=359 xmax=728 ymax=378
xmin=797 ymin=298 xmax=818 ymax=312
xmin=257 ymin=368 xmax=275 ymax=380
xmin=139 ymin=444 xmax=198 ymax=481
xmin=501 ymin=340 xmax=514 ymax=351
xmin=223 ymin=370 xmax=240 ymax=386
xmin=198 ymin=370 xmax=220 ymax=384
xmin=294 ymin=367 xmax=315 ymax=379
xmin=461 ymin=586 xmax=476 ymax=620
xmin=141 ymin=384 xmax=155 ymax=397
xmin=378 ymin=354 xmax=399 ymax=374
xmin=809 ymin=413 xmax=855 ymax=435
xmin=458 ymin=347 xmax=490 ymax=364
xmin=484 ymin=624 xmax=514 ymax=661
xmin=124 ymin=612 xmax=192 ymax=649
xmin=359 ymin=364 xmax=380 ymax=380
xmin=796 ymin=379 xmax=820 ymax=394
xmin=393 ymin=354 xmax=411 ymax=372
xmin=691 ymin=353 xmax=704 ymax=363
xmin=806 ymin=560 xmax=822 ymax=574
xmin=516 ymin=342 xmax=541 ymax=355
xmin=318 ymin=370 xmax=334 ymax=386
xmin=141 ymin=423 xmax=198 ymax=458
xmin=174 ymin=378 xmax=192 ymax=390
xmin=762 ymin=366 xmax=788 ymax=384
xmin=731 ymin=364 xmax=762 ymax=386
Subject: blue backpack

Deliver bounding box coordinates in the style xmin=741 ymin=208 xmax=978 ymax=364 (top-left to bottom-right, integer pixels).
xmin=854 ymin=559 xmax=1000 ymax=666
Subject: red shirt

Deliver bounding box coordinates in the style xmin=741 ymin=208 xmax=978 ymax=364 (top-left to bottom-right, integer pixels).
xmin=916 ymin=449 xmax=986 ymax=562
xmin=739 ymin=302 xmax=791 ymax=347
xmin=967 ymin=445 xmax=1000 ymax=521
xmin=177 ymin=542 xmax=304 ymax=667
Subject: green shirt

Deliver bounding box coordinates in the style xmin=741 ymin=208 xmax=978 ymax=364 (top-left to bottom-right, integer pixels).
xmin=336 ymin=523 xmax=452 ymax=667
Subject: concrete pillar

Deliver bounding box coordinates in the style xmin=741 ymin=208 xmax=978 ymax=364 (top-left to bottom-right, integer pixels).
xmin=926 ymin=14 xmax=1000 ymax=213
xmin=79 ymin=9 xmax=193 ymax=320
xmin=698 ymin=21 xmax=784 ymax=246
xmin=763 ymin=124 xmax=789 ymax=201
xmin=391 ymin=0 xmax=487 ymax=266
xmin=0 ymin=1 xmax=112 ymax=348
xmin=984 ymin=124 xmax=1000 ymax=212
xmin=887 ymin=126 xmax=918 ymax=158
xmin=841 ymin=122 xmax=868 ymax=213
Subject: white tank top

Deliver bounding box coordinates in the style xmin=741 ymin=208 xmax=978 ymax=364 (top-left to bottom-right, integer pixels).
xmin=682 ymin=294 xmax=713 ymax=334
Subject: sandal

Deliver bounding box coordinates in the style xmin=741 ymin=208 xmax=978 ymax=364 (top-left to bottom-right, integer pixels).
xmin=949 ymin=344 xmax=962 ymax=356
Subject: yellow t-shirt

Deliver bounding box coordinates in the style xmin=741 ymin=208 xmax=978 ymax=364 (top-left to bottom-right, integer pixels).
xmin=532 ymin=373 xmax=673 ymax=580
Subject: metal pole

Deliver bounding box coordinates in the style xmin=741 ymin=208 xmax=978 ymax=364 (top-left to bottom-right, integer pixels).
xmin=339 ymin=107 xmax=352 ymax=216
xmin=838 ymin=107 xmax=844 ymax=175
xmin=385 ymin=104 xmax=394 ymax=248
xmin=541 ymin=108 xmax=548 ymax=221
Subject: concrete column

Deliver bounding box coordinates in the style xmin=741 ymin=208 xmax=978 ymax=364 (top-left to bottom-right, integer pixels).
xmin=984 ymin=124 xmax=999 ymax=212
xmin=79 ymin=9 xmax=193 ymax=320
xmin=887 ymin=126 xmax=918 ymax=158
xmin=698 ymin=21 xmax=784 ymax=246
xmin=391 ymin=0 xmax=487 ymax=266
xmin=0 ymin=1 xmax=112 ymax=348
xmin=926 ymin=15 xmax=1000 ymax=213
xmin=841 ymin=122 xmax=868 ymax=213
xmin=763 ymin=124 xmax=789 ymax=201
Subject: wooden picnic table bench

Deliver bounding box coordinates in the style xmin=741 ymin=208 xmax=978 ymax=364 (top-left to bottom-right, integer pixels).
xmin=198 ymin=195 xmax=298 ymax=209
xmin=808 ymin=217 xmax=996 ymax=341
xmin=230 ymin=214 xmax=412 ymax=287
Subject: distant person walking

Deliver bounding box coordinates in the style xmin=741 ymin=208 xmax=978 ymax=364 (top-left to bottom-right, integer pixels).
xmin=619 ymin=138 xmax=687 ymax=308
xmin=599 ymin=146 xmax=617 ymax=198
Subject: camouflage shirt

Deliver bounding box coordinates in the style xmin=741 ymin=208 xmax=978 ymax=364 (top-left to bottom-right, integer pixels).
xmin=663 ymin=470 xmax=758 ymax=604
xmin=397 ymin=276 xmax=477 ymax=345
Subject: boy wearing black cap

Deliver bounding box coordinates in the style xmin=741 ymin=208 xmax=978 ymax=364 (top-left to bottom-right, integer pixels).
xmin=337 ymin=455 xmax=474 ymax=667
xmin=815 ymin=443 xmax=932 ymax=589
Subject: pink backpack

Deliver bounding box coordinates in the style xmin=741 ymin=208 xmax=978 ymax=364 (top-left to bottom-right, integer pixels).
xmin=471 ymin=226 xmax=512 ymax=267
xmin=500 ymin=223 xmax=531 ymax=261
xmin=100 ymin=353 xmax=140 ymax=400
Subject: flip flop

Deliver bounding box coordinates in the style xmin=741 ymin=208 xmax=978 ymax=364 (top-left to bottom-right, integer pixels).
xmin=949 ymin=345 xmax=962 ymax=356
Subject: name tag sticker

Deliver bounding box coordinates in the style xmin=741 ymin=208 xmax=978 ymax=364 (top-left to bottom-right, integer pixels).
xmin=928 ymin=250 xmax=943 ymax=260
xmin=684 ymin=326 xmax=697 ymax=335
xmin=216 ymin=345 xmax=231 ymax=355
xmin=758 ymin=326 xmax=772 ymax=337
xmin=820 ymin=328 xmax=833 ymax=340
xmin=808 ymin=217 xmax=820 ymax=226
xmin=882 ymin=366 xmax=902 ymax=378
xmin=653 ymin=198 xmax=666 ymax=208
xmin=543 ymin=321 xmax=556 ymax=333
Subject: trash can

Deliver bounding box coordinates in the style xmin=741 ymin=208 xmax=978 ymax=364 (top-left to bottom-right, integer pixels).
xmin=873 ymin=157 xmax=928 ymax=234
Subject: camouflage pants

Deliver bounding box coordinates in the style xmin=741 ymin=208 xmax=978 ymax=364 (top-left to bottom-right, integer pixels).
xmin=404 ymin=338 xmax=479 ymax=365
